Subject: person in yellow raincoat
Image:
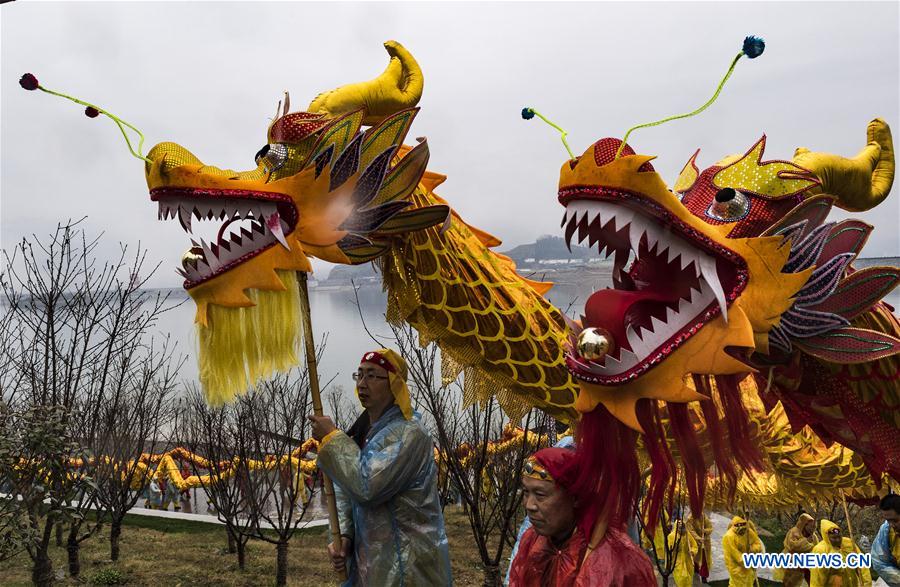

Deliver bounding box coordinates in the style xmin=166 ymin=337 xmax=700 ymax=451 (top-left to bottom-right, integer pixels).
xmin=690 ymin=513 xmax=713 ymax=583
xmin=667 ymin=519 xmax=699 ymax=587
xmin=780 ymin=512 xmax=818 ymax=587
xmin=642 ymin=511 xmax=670 ymax=564
xmin=722 ymin=515 xmax=764 ymax=587
xmin=810 ymin=519 xmax=872 ymax=587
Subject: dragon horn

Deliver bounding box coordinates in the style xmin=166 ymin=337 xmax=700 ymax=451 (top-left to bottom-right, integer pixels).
xmin=793 ymin=118 xmax=894 ymax=212
xmin=307 ymin=40 xmax=423 ymax=126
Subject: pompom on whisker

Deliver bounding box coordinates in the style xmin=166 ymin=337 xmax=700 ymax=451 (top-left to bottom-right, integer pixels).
xmin=19 ymin=73 xmax=39 ymax=91
xmin=742 ymin=36 xmax=765 ymax=59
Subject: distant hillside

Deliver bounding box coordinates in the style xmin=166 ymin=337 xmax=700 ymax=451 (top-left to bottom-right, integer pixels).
xmin=853 ymin=256 xmax=900 ymax=269
xmin=319 ymin=235 xmax=606 ymax=286
xmin=322 ymin=263 xmax=380 ymax=286
xmin=501 ymin=235 xmax=598 ymax=263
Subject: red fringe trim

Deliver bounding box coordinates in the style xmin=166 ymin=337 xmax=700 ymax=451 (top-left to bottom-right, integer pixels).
xmin=693 ymin=375 xmax=737 ymax=495
xmin=715 ymin=374 xmax=766 ymax=472
xmin=668 ymin=403 xmax=706 ymax=517
xmin=570 ymin=375 xmax=768 ymax=537
xmin=636 ymin=400 xmax=676 ymax=533
xmin=564 ymin=405 xmax=639 ymax=536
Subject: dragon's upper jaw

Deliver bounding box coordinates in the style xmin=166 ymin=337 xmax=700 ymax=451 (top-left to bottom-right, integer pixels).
xmin=151 ymin=187 xmax=298 ymax=288
xmin=561 ymin=188 xmax=749 ymax=385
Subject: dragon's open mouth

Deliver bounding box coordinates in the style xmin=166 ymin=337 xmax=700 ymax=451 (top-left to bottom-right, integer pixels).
xmin=559 ymin=188 xmax=748 ymax=384
xmin=150 ymin=187 xmax=298 ymax=288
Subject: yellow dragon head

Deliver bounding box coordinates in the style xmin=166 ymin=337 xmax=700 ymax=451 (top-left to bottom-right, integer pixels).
xmin=143 ymin=41 xmax=450 ymax=401
xmin=560 ymin=123 xmax=896 ymax=429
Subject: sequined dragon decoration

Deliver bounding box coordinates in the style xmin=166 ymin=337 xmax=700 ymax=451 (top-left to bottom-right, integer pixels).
xmin=143 ymin=42 xmax=452 ymax=401
xmin=368 ymin=42 xmax=900 ymax=542
xmin=22 ymin=40 xmax=899 ymax=548
xmin=555 ymin=119 xmax=898 ymax=536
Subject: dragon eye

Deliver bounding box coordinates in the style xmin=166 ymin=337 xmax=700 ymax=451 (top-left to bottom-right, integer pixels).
xmin=706 ymin=188 xmax=750 ymax=221
xmin=255 ymin=143 xmax=288 ymax=173
xmin=715 ymin=188 xmax=736 ymax=202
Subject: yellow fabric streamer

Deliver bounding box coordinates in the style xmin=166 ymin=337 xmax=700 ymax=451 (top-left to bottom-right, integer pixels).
xmin=198 ymin=270 xmax=302 ymax=404
xmin=51 ymin=428 xmax=547 ymax=496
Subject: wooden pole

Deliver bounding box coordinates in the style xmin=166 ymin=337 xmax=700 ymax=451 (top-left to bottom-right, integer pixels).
xmin=298 ymin=272 xmax=347 ymax=581
xmin=738 ymin=502 xmax=760 ymax=587
xmin=840 ymin=490 xmax=866 ymax=586
xmin=840 ymin=490 xmax=855 ymax=543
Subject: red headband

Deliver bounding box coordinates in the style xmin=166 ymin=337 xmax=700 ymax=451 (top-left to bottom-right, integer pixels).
xmin=360 ymin=351 xmax=396 ymax=373
xmin=533 ymin=448 xmax=576 ymax=491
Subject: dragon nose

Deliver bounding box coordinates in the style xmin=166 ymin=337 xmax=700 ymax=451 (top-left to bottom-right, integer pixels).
xmin=145 ymin=142 xmax=203 ymax=180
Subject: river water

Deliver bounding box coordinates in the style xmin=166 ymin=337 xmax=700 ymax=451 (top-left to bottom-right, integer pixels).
xmin=152 ymin=271 xmax=900 ymax=396
xmin=152 ymin=285 xmax=400 ymax=395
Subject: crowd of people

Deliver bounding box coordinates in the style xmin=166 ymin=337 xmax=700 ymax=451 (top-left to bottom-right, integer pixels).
xmin=141 ymin=472 xmax=192 ymax=513
xmin=304 ymin=347 xmax=900 ymax=587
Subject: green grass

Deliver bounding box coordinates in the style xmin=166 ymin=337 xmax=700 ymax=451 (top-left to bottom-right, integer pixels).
xmin=117 ymin=512 xmax=227 ymax=534
xmin=0 ymin=508 xmax=492 ymax=586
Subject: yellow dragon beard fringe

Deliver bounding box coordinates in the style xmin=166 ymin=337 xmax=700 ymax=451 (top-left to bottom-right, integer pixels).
xmin=197 ymin=270 xmax=302 ymax=404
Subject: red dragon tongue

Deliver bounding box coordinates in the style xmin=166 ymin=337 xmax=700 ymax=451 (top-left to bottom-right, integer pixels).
xmin=584 ymin=288 xmax=674 ymax=357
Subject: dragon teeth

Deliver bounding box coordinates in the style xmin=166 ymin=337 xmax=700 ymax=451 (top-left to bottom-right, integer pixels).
xmin=563 ymin=199 xmax=736 ymax=372
xmin=178 ymin=206 xmax=193 ymax=233
xmin=625 ymin=325 xmax=651 ymax=359
xmin=157 ymin=196 xmax=291 ymax=280
xmin=626 ymin=224 xmax=640 ymax=253
xmin=610 ymin=207 xmax=632 ymax=233
xmin=566 ymin=198 xmax=729 ymax=319
xmin=696 ymin=254 xmax=728 ymax=322
xmin=267 ymin=212 xmax=290 ymax=250
xmin=198 ymin=240 xmax=218 ymax=272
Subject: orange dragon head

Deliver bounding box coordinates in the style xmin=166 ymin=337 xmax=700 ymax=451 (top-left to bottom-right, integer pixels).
xmin=560 ymin=122 xmax=895 ymax=429
xmin=145 ymin=41 xmax=446 ymax=325
xmin=140 ymin=41 xmax=449 ymax=401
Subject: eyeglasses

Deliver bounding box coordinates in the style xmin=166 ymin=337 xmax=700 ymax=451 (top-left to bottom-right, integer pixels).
xmin=352 ymin=371 xmax=389 ymax=382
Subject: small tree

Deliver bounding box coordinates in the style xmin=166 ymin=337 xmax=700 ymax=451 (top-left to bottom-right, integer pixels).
xmin=90 ymin=336 xmax=181 ymax=562
xmin=0 ymin=221 xmax=183 ymax=578
xmin=0 ymin=405 xmax=91 ymax=586
xmin=182 ymin=384 xmax=257 ymax=570
xmin=325 ymin=384 xmax=357 ymax=431
xmin=635 ymin=481 xmax=687 ymax=587
xmin=0 ymin=329 xmax=28 ymax=564
xmin=236 ymin=370 xmax=318 ymax=587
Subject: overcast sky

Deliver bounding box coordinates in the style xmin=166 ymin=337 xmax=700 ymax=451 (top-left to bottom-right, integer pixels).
xmin=2 ymin=2 xmax=898 ymax=288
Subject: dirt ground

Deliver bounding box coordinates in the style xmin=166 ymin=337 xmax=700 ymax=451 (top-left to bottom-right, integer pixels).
xmin=0 ymin=505 xmax=886 ymax=586
xmin=0 ymin=507 xmax=495 ymax=586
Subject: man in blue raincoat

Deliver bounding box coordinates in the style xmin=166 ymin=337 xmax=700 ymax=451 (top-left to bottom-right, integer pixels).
xmin=309 ymin=348 xmax=453 ymax=586
xmin=873 ymin=493 xmax=900 ymax=587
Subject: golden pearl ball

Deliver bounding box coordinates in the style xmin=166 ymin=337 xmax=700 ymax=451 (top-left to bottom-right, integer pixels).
xmin=577 ymin=327 xmax=613 ymax=361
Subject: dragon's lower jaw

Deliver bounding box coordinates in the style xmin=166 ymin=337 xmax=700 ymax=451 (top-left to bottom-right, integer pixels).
xmin=150 ymin=187 xmax=298 ymax=287
xmin=562 ymin=193 xmax=748 ymax=384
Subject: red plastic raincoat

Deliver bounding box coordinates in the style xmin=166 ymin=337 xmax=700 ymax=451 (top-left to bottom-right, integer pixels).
xmin=508 ymin=505 xmax=654 ymax=585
